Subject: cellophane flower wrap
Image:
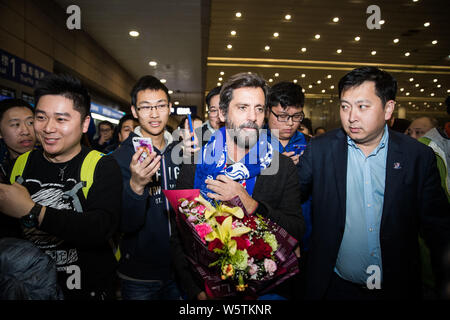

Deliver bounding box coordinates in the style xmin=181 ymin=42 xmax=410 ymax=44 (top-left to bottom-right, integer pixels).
xmin=163 ymin=189 xmax=299 ymax=298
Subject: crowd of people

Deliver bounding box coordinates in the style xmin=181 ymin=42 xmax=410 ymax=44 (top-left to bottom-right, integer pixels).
xmin=0 ymin=66 xmax=449 ymax=301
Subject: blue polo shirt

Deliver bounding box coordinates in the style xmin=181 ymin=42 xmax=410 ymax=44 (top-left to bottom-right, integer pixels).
xmin=334 ymin=124 xmax=389 ymax=284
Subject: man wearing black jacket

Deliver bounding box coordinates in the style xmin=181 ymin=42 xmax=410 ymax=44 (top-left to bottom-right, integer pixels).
xmin=0 ymin=74 xmax=122 ymax=300
xmin=172 ymin=72 xmax=305 ymax=300
xmin=112 ymin=75 xmax=182 ymax=300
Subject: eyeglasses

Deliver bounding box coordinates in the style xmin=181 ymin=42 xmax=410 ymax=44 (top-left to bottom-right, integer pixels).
xmin=270 ymin=109 xmax=304 ymax=122
xmin=136 ymin=104 xmax=169 ymax=113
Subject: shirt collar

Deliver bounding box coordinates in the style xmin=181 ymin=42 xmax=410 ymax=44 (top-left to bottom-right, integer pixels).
xmin=347 ymin=124 xmax=389 ymax=155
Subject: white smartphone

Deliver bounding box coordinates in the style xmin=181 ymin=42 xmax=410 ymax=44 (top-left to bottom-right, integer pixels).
xmin=132 ymin=137 xmax=153 ymax=163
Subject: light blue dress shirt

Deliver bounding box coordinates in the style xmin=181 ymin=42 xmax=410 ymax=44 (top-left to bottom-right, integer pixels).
xmin=334 ymin=124 xmax=389 ymax=284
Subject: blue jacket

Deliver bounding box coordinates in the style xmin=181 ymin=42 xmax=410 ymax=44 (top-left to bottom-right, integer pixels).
xmin=112 ymin=132 xmax=181 ymax=280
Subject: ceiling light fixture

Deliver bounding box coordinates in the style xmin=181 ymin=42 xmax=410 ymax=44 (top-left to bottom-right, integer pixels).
xmin=174 ymin=101 xmax=180 ymax=105
xmin=400 ymin=88 xmax=404 ymax=92
xmin=217 ymin=82 xmax=221 ymax=86
xmin=409 ymin=77 xmax=414 ymax=82
xmin=393 ymin=38 xmax=399 ymax=43
xmin=274 ymin=73 xmax=279 ymax=77
xmin=327 ymin=75 xmax=332 ymax=79
xmin=149 ymin=61 xmax=157 ymax=66
xmin=301 ymin=47 xmax=307 ymax=52
xmin=379 ymin=20 xmax=385 ymax=25
xmin=432 ymin=40 xmax=438 ymax=45
xmin=336 ymin=49 xmax=342 ymax=54
xmin=424 ymin=22 xmax=430 ymax=27
xmin=129 ymin=30 xmax=139 ymax=37
xmin=285 ymin=14 xmax=291 ymax=20
xmin=301 ymin=74 xmax=306 ymax=78
xmin=293 ymin=79 xmax=297 ymax=83
xmin=317 ymin=80 xmax=322 ymax=84
xmin=308 ymin=85 xmax=313 ymax=88
xmin=264 ymin=45 xmax=270 ymax=51
xmin=433 ymin=78 xmax=438 ymax=82
xmin=322 ymin=89 xmax=326 ymax=93
xmin=160 ymin=79 xmax=166 ymax=83
xmin=227 ymin=44 xmax=233 ymax=49
xmin=371 ymin=50 xmax=377 ymax=55
xmin=268 ymin=78 xmax=273 ymax=82
xmin=315 ymin=34 xmax=321 ymax=39
xmin=273 ymin=32 xmax=279 ymax=37
xmin=404 ymin=52 xmax=410 ymax=56
xmin=355 ymin=36 xmax=361 ymax=41
xmin=415 ymin=83 xmax=420 ymax=87
xmin=230 ymin=30 xmax=237 ymax=36
xmin=332 ymin=17 xmax=339 ymax=23
xmin=220 ymin=71 xmax=225 ymax=75
xmin=168 ymin=90 xmax=173 ymax=94
xmin=235 ymin=12 xmax=242 ymax=18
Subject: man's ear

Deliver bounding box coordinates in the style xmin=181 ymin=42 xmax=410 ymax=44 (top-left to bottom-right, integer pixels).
xmin=384 ymin=100 xmax=395 ymax=121
xmin=131 ymin=105 xmax=138 ymax=119
xmin=218 ymin=108 xmax=226 ymax=123
xmin=82 ymin=115 xmax=91 ymax=133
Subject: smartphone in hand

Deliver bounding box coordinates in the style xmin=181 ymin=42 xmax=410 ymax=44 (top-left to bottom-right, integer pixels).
xmin=132 ymin=137 xmax=153 ymax=163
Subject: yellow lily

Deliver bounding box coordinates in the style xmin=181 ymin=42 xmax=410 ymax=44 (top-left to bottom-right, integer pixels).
xmin=194 ymin=195 xmax=244 ymax=220
xmin=205 ymin=216 xmax=251 ymax=255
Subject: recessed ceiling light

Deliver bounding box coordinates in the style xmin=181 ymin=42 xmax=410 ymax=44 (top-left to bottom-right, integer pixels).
xmin=235 ymin=12 xmax=242 ymax=18
xmin=327 ymin=74 xmax=332 ymax=79
xmin=227 ymin=44 xmax=233 ymax=49
xmin=379 ymin=20 xmax=385 ymax=25
xmin=308 ymin=85 xmax=313 ymax=88
xmin=406 ymin=92 xmax=410 ymax=96
xmin=168 ymin=90 xmax=173 ymax=94
xmin=415 ymin=83 xmax=420 ymax=87
xmin=447 ymin=89 xmax=450 ymax=93
xmin=430 ymin=93 xmax=435 ymax=96
xmin=273 ymin=32 xmax=279 ymax=37
xmin=322 ymin=89 xmax=326 ymax=93
xmin=268 ymin=78 xmax=273 ymax=83
xmin=393 ymin=38 xmax=399 ymax=43
xmin=315 ymin=34 xmax=321 ymax=39
xmin=301 ymin=47 xmax=307 ymax=52
xmin=293 ymin=79 xmax=298 ymax=83
xmin=301 ymin=74 xmax=306 ymax=78
xmin=404 ymin=52 xmax=410 ymax=56
xmin=413 ymin=0 xmax=419 ymax=2
xmin=174 ymin=101 xmax=180 ymax=105
xmin=424 ymin=22 xmax=430 ymax=27
xmin=285 ymin=14 xmax=291 ymax=20
xmin=217 ymin=82 xmax=221 ymax=86
xmin=317 ymin=80 xmax=322 ymax=84
xmin=160 ymin=79 xmax=166 ymax=83
xmin=218 ymin=77 xmax=223 ymax=81
xmin=230 ymin=30 xmax=237 ymax=36
xmin=220 ymin=71 xmax=225 ymax=75
xmin=354 ymin=36 xmax=361 ymax=41
xmin=432 ymin=40 xmax=438 ymax=45
xmin=336 ymin=49 xmax=342 ymax=54
xmin=332 ymin=17 xmax=339 ymax=23
xmin=274 ymin=73 xmax=279 ymax=77
xmin=330 ymin=85 xmax=335 ymax=89
xmin=129 ymin=30 xmax=139 ymax=37
xmin=409 ymin=77 xmax=414 ymax=82
xmin=264 ymin=45 xmax=270 ymax=51
xmin=149 ymin=61 xmax=157 ymax=66
xmin=400 ymin=88 xmax=404 ymax=92
xmin=420 ymin=88 xmax=425 ymax=92
xmin=433 ymin=78 xmax=438 ymax=82
xmin=371 ymin=50 xmax=377 ymax=55
xmin=302 ymin=89 xmax=306 ymax=93
xmin=437 ymin=84 xmax=441 ymax=88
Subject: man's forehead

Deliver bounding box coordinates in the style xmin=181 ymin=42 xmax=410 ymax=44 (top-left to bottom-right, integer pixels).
xmin=136 ymin=89 xmax=168 ymax=103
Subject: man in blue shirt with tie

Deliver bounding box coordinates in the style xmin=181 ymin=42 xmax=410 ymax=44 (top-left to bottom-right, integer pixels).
xmin=298 ymin=66 xmax=450 ymax=299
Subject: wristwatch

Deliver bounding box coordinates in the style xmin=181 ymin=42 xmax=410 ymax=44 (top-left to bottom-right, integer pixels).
xmin=20 ymin=203 xmax=42 ymax=228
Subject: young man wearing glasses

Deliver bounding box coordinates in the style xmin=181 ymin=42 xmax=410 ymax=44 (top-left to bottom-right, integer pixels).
xmin=112 ymin=75 xmax=182 ymax=300
xmin=194 ymin=86 xmax=223 ymax=147
xmin=266 ymin=81 xmax=311 ymax=299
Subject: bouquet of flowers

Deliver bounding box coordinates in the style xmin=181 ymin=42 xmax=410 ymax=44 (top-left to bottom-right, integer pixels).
xmin=163 ymin=189 xmax=299 ymax=298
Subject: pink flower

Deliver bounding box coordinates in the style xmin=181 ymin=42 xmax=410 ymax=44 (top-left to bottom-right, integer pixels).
xmin=187 ymin=215 xmax=198 ymax=223
xmin=264 ymin=258 xmax=277 ymax=276
xmin=194 ymin=223 xmax=213 ymax=244
xmin=196 ymin=205 xmax=206 ymax=215
xmin=248 ymin=257 xmax=258 ymax=276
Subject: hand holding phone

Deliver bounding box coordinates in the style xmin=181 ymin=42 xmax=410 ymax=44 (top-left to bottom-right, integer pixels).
xmin=132 ymin=137 xmax=154 ymax=163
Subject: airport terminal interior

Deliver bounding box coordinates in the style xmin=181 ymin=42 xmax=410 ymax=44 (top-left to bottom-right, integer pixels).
xmin=1 ymin=0 xmax=449 ymax=136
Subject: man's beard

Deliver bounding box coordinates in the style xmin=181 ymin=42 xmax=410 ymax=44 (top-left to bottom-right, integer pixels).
xmin=226 ymin=119 xmax=261 ymax=149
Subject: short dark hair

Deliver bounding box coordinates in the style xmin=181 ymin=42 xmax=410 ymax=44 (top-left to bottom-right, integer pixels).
xmin=130 ymin=75 xmax=170 ymax=106
xmin=267 ymin=81 xmax=305 ymax=109
xmin=117 ymin=114 xmax=137 ymax=132
xmin=0 ymin=98 xmax=34 ymax=122
xmin=98 ymin=120 xmax=114 ymax=130
xmin=206 ymin=86 xmax=221 ymax=107
xmin=219 ymin=72 xmax=269 ymax=115
xmin=34 ymin=73 xmax=91 ymax=119
xmin=338 ymin=66 xmax=397 ymax=106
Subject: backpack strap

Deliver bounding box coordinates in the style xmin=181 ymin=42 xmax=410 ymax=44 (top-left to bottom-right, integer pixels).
xmin=10 ymin=151 xmax=32 ymax=184
xmin=80 ymin=150 xmax=104 ymax=199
